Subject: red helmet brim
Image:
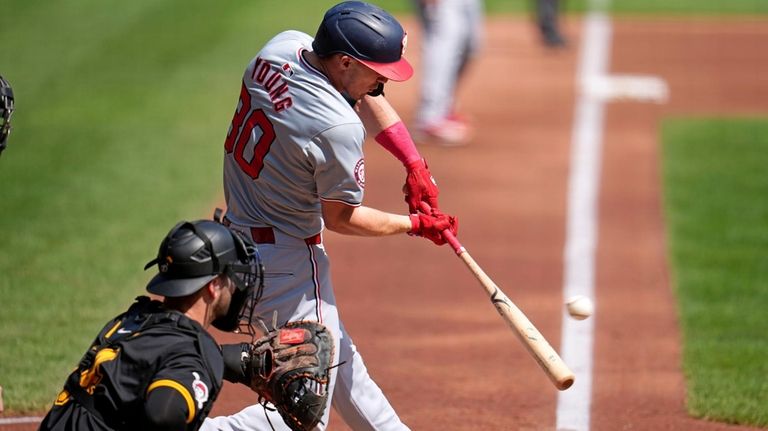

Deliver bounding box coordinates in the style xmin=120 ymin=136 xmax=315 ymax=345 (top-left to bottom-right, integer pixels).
xmin=358 ymin=57 xmax=414 ymax=82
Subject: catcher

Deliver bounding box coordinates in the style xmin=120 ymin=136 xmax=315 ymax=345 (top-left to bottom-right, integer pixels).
xmin=40 ymin=215 xmax=334 ymax=431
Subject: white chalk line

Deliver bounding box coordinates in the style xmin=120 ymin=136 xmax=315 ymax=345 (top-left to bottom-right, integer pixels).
xmin=555 ymin=10 xmax=611 ymax=431
xmin=555 ymin=4 xmax=671 ymax=429
xmin=0 ymin=416 xmax=43 ymax=425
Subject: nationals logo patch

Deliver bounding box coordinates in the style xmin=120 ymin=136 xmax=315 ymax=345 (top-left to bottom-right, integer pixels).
xmin=354 ymin=158 xmax=365 ymax=188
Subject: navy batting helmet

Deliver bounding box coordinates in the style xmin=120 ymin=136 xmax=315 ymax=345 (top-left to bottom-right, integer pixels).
xmin=0 ymin=75 xmax=14 ymax=156
xmin=313 ymin=1 xmax=413 ymax=82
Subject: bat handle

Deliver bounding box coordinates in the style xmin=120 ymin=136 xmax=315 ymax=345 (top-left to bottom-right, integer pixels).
xmin=416 ymin=202 xmax=464 ymax=254
xmin=441 ymin=230 xmax=465 ymax=255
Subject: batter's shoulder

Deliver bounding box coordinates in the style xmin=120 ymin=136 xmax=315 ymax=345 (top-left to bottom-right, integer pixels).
xmin=261 ymin=30 xmax=313 ymax=55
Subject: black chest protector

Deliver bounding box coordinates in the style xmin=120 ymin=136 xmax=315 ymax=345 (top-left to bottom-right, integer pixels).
xmin=61 ymin=296 xmax=223 ymax=430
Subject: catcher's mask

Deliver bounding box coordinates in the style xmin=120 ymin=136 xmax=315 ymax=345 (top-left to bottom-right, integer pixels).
xmin=312 ymin=1 xmax=413 ymax=82
xmin=144 ymin=218 xmax=264 ymax=332
xmin=0 ymin=75 xmax=14 ymax=156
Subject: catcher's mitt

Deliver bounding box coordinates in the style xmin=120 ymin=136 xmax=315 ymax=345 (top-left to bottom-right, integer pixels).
xmin=247 ymin=321 xmax=334 ymax=431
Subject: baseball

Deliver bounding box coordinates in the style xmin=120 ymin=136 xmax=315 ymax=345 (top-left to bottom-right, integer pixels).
xmin=565 ymin=295 xmax=594 ymax=320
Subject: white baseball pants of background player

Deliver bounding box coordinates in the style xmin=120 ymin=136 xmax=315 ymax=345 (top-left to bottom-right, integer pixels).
xmin=202 ymin=225 xmax=409 ymax=431
xmin=414 ymin=0 xmax=483 ymax=128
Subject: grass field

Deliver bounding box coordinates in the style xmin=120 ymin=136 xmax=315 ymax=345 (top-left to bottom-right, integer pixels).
xmin=1 ymin=0 xmax=767 ymax=422
xmin=662 ymin=118 xmax=768 ymax=427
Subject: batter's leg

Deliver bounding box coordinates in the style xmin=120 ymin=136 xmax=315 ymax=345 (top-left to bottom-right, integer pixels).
xmin=537 ymin=0 xmax=566 ymax=46
xmin=203 ymin=404 xmax=291 ymax=431
xmin=331 ymin=322 xmax=410 ymax=431
xmin=202 ymin=232 xmax=341 ymax=431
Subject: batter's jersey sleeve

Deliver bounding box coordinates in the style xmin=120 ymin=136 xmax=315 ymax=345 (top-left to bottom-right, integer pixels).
xmin=309 ymin=124 xmax=365 ymax=205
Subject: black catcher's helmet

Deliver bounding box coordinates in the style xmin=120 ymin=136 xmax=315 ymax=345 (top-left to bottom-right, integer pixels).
xmin=144 ymin=217 xmax=264 ymax=331
xmin=0 ymin=75 xmax=14 ymax=156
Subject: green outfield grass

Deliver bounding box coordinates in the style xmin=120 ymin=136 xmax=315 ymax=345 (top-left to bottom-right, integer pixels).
xmin=662 ymin=118 xmax=768 ymax=427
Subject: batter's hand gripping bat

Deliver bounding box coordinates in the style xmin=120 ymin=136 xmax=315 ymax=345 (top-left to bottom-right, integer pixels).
xmin=425 ymin=204 xmax=575 ymax=390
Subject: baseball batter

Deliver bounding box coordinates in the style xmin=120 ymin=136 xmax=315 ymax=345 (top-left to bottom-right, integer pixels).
xmin=202 ymin=2 xmax=458 ymax=430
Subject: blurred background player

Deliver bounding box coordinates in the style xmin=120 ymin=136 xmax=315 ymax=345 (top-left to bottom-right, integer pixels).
xmin=535 ymin=0 xmax=567 ymax=47
xmin=203 ymin=1 xmax=458 ymax=430
xmin=412 ymin=0 xmax=483 ymax=146
xmin=40 ymin=218 xmax=263 ymax=431
xmin=0 ymin=74 xmax=14 ymax=157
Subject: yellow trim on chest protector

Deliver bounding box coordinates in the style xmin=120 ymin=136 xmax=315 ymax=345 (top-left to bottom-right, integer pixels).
xmin=104 ymin=320 xmax=122 ymax=339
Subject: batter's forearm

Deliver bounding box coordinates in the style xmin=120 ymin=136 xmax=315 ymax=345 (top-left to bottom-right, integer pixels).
xmin=358 ymin=95 xmax=422 ymax=165
xmin=357 ymin=94 xmax=400 ymax=131
xmin=323 ymin=202 xmax=411 ymax=236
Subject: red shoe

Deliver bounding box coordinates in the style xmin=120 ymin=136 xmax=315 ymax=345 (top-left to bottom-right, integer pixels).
xmin=414 ymin=117 xmax=472 ymax=147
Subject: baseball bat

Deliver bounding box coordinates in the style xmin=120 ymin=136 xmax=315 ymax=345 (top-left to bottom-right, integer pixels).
xmin=428 ymin=206 xmax=574 ymax=390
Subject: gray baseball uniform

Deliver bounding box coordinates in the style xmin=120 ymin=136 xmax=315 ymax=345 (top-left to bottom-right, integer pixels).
xmin=413 ymin=0 xmax=483 ymax=128
xmin=202 ymin=31 xmax=408 ymax=431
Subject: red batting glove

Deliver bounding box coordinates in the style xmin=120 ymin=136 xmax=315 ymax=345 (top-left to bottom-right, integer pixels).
xmin=409 ymin=212 xmax=459 ymax=246
xmin=404 ymin=159 xmax=440 ymax=214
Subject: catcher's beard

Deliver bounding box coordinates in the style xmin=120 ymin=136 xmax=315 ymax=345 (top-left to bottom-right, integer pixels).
xmin=208 ymin=288 xmax=231 ymax=324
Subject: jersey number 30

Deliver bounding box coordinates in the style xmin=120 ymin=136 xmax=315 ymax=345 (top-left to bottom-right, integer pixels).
xmin=225 ymin=82 xmax=276 ymax=179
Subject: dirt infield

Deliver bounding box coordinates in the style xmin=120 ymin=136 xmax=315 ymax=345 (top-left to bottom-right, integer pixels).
xmin=3 ymin=15 xmax=766 ymax=431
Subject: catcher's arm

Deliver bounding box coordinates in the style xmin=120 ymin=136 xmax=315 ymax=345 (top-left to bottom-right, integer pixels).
xmin=221 ymin=343 xmax=251 ymax=385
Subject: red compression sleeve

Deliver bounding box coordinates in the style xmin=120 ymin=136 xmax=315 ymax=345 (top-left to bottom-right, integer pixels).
xmin=374 ymin=121 xmax=421 ymax=166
